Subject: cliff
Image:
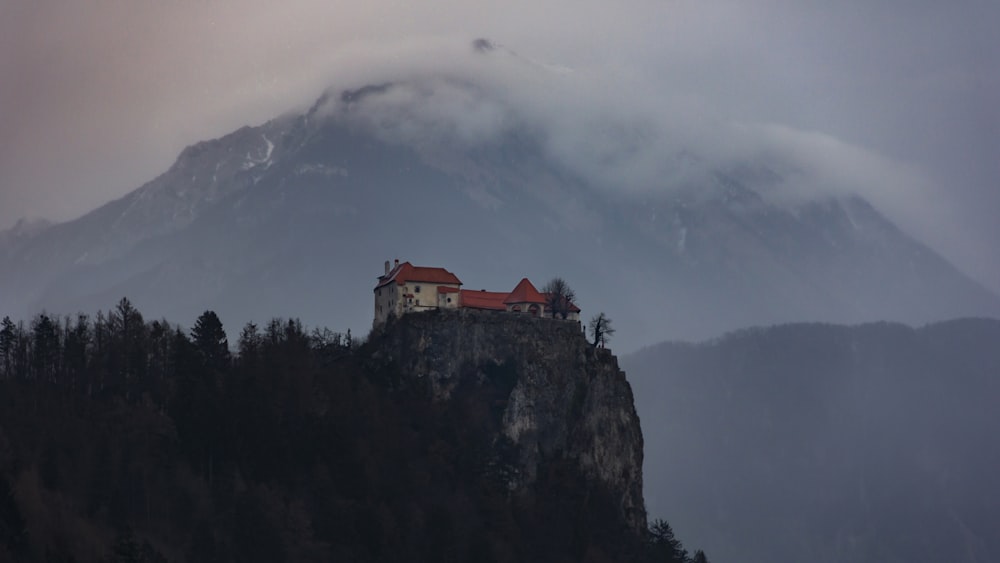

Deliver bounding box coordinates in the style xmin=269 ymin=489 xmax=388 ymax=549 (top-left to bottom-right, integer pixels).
xmin=368 ymin=308 xmax=648 ymax=535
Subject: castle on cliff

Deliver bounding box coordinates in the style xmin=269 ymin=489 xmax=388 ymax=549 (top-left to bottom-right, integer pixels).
xmin=373 ymin=260 xmax=580 ymax=327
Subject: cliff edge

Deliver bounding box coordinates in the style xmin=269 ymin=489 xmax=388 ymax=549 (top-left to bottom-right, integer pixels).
xmin=368 ymin=308 xmax=647 ymax=535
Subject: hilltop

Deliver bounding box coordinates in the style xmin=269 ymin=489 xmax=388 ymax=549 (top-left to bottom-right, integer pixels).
xmin=0 ymin=304 xmax=692 ymax=562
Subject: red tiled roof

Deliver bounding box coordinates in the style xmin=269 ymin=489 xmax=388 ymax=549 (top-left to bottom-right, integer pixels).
xmin=504 ymin=278 xmax=546 ymax=305
xmin=459 ymin=290 xmax=509 ymax=311
xmin=376 ymin=262 xmax=462 ymax=290
xmin=437 ymin=286 xmax=461 ymax=294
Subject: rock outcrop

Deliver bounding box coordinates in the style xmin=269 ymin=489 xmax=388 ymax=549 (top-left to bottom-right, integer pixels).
xmin=368 ymin=308 xmax=647 ymax=534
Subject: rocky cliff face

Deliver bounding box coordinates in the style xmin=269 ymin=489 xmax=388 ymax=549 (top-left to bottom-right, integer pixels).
xmin=368 ymin=309 xmax=647 ymax=534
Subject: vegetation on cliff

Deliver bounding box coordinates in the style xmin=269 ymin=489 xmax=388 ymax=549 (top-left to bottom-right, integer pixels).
xmin=0 ymin=301 xmax=705 ymax=562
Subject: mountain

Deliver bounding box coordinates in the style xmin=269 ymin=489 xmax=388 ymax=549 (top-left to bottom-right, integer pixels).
xmin=1 ymin=71 xmax=998 ymax=347
xmin=0 ymin=304 xmax=663 ymax=562
xmin=622 ymin=318 xmax=1000 ymax=563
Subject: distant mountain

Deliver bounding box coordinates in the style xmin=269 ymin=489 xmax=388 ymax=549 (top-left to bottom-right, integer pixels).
xmin=1 ymin=73 xmax=998 ymax=346
xmin=0 ymin=217 xmax=51 ymax=256
xmin=622 ymin=318 xmax=1000 ymax=563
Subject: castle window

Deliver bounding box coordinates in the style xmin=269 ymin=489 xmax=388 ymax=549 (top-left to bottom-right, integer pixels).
xmin=415 ymin=285 xmax=421 ymax=293
xmin=416 ymin=299 xmax=420 ymax=306
xmin=447 ymin=298 xmax=452 ymax=303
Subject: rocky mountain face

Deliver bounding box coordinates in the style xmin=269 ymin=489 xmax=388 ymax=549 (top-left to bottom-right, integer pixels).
xmin=622 ymin=318 xmax=1000 ymax=563
xmin=1 ymin=80 xmax=998 ymax=348
xmin=370 ymin=308 xmax=646 ymax=534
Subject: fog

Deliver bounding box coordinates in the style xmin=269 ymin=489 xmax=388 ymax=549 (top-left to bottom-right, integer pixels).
xmin=1 ymin=0 xmax=998 ymax=291
xmin=622 ymin=318 xmax=1000 ymax=562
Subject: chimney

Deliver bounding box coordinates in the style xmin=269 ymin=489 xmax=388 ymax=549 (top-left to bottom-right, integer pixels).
xmin=384 ymin=260 xmax=390 ymax=275
xmin=394 ymin=259 xmax=399 ymax=267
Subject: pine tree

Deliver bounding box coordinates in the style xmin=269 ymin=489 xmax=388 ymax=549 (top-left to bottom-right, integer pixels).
xmin=648 ymin=519 xmax=689 ymax=562
xmin=191 ymin=311 xmax=230 ymax=372
xmin=112 ymin=297 xmax=148 ymax=397
xmin=238 ymin=322 xmax=261 ymax=359
xmin=63 ymin=313 xmax=91 ymax=390
xmin=31 ymin=313 xmax=61 ymax=382
xmin=0 ymin=316 xmax=15 ymax=378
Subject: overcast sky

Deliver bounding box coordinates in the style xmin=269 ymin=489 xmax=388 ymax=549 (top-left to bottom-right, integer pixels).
xmin=1 ymin=0 xmax=998 ymax=292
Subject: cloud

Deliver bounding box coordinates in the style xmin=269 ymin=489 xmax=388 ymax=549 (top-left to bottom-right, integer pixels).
xmin=313 ymin=42 xmax=930 ymax=210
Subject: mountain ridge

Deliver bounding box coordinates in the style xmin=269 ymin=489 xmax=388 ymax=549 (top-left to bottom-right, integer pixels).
xmin=622 ymin=317 xmax=1000 ymax=563
xmin=1 ymin=79 xmax=997 ymax=348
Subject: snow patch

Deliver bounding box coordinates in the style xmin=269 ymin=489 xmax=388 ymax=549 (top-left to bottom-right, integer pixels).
xmin=241 ymin=134 xmax=276 ymax=170
xmin=262 ymin=134 xmax=274 ymax=162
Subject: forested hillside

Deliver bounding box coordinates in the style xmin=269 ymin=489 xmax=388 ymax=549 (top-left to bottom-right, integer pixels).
xmin=0 ymin=301 xmax=702 ymax=562
xmin=625 ymin=319 xmax=1000 ymax=563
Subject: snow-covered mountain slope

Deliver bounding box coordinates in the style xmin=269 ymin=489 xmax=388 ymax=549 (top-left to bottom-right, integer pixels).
xmin=1 ymin=82 xmax=997 ymax=347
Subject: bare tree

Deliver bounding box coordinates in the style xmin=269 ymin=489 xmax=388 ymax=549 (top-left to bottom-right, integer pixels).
xmin=542 ymin=277 xmax=577 ymax=319
xmin=589 ymin=312 xmax=615 ymax=348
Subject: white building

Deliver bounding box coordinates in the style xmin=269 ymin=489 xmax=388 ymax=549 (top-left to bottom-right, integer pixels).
xmin=373 ymin=260 xmax=463 ymax=327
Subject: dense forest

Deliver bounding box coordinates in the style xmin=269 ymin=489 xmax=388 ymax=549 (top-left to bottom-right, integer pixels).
xmin=0 ymin=299 xmax=704 ymax=562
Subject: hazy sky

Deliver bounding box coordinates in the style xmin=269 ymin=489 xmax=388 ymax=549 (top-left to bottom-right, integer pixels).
xmin=1 ymin=0 xmax=998 ymax=292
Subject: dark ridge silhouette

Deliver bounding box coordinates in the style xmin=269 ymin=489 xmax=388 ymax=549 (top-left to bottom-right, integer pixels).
xmin=625 ymin=318 xmax=1000 ymax=563
xmin=0 ymin=303 xmax=707 ymax=562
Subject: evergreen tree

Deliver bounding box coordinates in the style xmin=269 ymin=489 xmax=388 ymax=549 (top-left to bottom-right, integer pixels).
xmin=0 ymin=316 xmax=15 ymax=378
xmin=175 ymin=313 xmax=231 ymax=484
xmin=63 ymin=313 xmax=92 ymax=390
xmin=648 ymin=519 xmax=689 ymax=562
xmin=31 ymin=313 xmax=61 ymax=381
xmin=12 ymin=321 xmax=29 ymax=380
xmin=146 ymin=319 xmax=175 ymax=404
xmin=191 ymin=311 xmax=230 ymax=372
xmin=238 ymin=321 xmax=262 ymax=360
xmin=109 ymin=297 xmax=148 ymax=397
xmin=92 ymin=310 xmax=109 ymax=394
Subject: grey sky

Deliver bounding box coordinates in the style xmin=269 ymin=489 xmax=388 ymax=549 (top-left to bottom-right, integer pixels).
xmin=1 ymin=0 xmax=998 ymax=292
